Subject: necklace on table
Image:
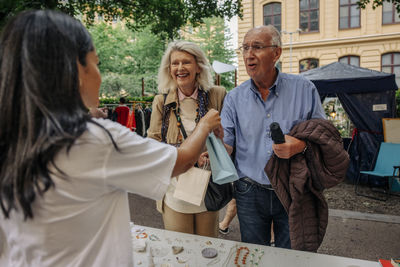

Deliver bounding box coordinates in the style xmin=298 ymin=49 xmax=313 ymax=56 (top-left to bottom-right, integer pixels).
xmin=249 ymin=248 xmax=264 ymax=266
xmin=234 ymin=246 xmax=250 ymax=267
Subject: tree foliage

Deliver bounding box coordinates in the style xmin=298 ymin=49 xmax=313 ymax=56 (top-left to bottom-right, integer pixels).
xmin=0 ymin=0 xmax=242 ymax=39
xmin=357 ymin=0 xmax=400 ymax=14
xmin=89 ymin=22 xmax=164 ymax=97
xmin=183 ymin=17 xmax=236 ymax=90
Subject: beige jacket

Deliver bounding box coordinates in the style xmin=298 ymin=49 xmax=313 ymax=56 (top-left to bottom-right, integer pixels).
xmin=147 ymin=86 xmax=226 ymax=143
xmin=147 ymin=86 xmax=226 ymax=213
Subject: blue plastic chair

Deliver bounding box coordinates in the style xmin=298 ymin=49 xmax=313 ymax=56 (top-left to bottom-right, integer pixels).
xmin=355 ymin=142 xmax=400 ymax=201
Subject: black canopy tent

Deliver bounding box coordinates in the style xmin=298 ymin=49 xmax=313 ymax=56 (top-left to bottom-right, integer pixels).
xmin=301 ymin=62 xmax=398 ymax=184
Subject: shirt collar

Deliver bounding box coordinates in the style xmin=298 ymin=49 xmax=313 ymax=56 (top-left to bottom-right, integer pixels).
xmin=249 ymin=67 xmax=281 ymax=97
xmin=178 ymin=87 xmax=199 ymax=101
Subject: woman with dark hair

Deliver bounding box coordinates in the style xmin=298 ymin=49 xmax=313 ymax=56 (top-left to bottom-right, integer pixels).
xmin=0 ymin=10 xmax=222 ymax=266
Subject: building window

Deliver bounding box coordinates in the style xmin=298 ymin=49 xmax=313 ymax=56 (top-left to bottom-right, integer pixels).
xmin=299 ymin=58 xmax=319 ymax=72
xmin=299 ymin=0 xmax=319 ymax=32
xmin=339 ymin=0 xmax=360 ymax=29
xmin=263 ymin=3 xmax=281 ymax=31
xmin=382 ymin=52 xmax=400 ymax=87
xmin=339 ymin=55 xmax=360 ymax=67
xmin=382 ymin=2 xmax=400 ymax=24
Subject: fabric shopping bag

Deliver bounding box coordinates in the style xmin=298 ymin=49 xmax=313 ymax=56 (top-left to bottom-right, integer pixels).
xmin=173 ymin=166 xmax=211 ymax=206
xmin=206 ymin=132 xmax=239 ymax=185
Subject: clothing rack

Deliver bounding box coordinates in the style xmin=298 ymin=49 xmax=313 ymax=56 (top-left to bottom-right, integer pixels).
xmin=102 ymin=101 xmax=152 ymax=108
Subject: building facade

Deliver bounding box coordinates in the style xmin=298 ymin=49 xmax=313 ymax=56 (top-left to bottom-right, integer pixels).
xmin=237 ymin=0 xmax=400 ymax=87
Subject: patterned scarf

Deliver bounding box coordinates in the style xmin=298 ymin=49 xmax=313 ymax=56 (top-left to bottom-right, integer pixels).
xmin=161 ymin=87 xmax=209 ymax=143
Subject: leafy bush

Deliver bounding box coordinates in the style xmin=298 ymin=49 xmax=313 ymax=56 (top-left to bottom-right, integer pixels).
xmin=99 ymin=96 xmax=155 ymax=105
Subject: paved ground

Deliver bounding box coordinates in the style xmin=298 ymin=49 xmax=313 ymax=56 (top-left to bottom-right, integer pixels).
xmin=128 ymin=193 xmax=400 ymax=262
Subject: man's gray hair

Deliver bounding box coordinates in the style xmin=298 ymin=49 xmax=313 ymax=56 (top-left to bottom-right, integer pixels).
xmin=251 ymin=25 xmax=282 ymax=47
xmin=157 ymin=40 xmax=213 ymax=93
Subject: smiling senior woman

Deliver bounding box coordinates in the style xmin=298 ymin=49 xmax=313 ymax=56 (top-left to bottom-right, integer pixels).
xmin=147 ymin=41 xmax=226 ymax=237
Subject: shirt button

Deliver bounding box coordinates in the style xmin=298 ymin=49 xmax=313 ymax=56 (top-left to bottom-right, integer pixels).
xmin=267 ymin=113 xmax=271 ymax=118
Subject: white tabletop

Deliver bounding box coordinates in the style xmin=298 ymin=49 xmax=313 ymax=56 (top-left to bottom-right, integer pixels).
xmin=131 ymin=223 xmax=378 ymax=267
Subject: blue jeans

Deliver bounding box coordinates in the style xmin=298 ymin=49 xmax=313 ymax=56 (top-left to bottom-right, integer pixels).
xmin=234 ymin=178 xmax=291 ymax=249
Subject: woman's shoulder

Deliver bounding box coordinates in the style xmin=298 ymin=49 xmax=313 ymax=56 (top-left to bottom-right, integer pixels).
xmin=209 ymin=85 xmax=226 ymax=93
xmin=208 ymin=86 xmax=227 ymax=98
xmin=84 ymin=118 xmax=131 ymax=145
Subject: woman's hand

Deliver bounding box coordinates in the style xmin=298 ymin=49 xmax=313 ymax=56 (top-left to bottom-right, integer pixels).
xmin=198 ymin=109 xmax=223 ymax=139
xmin=197 ymin=152 xmax=209 ymax=167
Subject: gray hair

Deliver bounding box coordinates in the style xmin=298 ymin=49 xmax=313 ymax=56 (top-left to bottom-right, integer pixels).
xmin=248 ymin=25 xmax=282 ymax=47
xmin=157 ymin=40 xmax=214 ymax=93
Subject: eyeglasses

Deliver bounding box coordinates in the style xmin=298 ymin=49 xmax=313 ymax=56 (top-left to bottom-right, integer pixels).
xmin=238 ymin=45 xmax=278 ymax=53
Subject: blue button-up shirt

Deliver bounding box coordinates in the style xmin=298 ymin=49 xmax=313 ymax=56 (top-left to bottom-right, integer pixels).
xmin=221 ymin=70 xmax=326 ymax=185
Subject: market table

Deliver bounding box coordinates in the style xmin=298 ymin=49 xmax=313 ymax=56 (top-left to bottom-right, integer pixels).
xmin=130 ymin=223 xmax=379 ymax=267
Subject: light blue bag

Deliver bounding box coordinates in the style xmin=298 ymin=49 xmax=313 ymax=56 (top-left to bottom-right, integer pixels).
xmin=206 ymin=132 xmax=239 ymax=185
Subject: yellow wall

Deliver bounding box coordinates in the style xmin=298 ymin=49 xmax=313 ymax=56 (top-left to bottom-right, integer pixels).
xmin=237 ymin=0 xmax=400 ymax=85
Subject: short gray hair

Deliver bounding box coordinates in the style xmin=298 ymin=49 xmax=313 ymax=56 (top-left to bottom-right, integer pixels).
xmin=158 ymin=40 xmax=214 ymax=93
xmin=249 ymin=25 xmax=282 ymax=47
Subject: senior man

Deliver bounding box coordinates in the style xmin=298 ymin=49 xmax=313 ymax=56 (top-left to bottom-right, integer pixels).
xmin=221 ymin=25 xmax=328 ymax=249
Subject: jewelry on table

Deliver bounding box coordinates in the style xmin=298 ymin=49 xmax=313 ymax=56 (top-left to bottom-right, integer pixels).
xmin=205 ymin=240 xmax=212 ymax=245
xmin=221 ymin=244 xmax=238 ymax=267
xmin=136 ymin=232 xmax=148 ymax=239
xmin=172 ymin=245 xmax=184 ymax=255
xmin=149 ymin=234 xmax=161 ymax=241
xmin=234 ymin=246 xmax=250 ymax=267
xmin=206 ymin=256 xmax=221 ymax=266
xmin=249 ymin=248 xmax=265 ymax=266
xmin=150 ymin=246 xmax=169 ymax=258
xmin=201 ymin=247 xmax=218 ymax=258
xmin=176 ymin=256 xmax=188 ymax=263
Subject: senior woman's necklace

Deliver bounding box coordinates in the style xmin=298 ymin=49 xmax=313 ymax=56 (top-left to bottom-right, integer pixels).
xmin=174 ymin=99 xmax=200 ymax=143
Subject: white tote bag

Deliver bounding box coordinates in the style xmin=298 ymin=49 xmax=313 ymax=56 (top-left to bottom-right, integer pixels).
xmin=173 ymin=164 xmax=211 ymax=206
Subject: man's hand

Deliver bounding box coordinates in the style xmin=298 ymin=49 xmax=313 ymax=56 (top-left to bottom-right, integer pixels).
xmin=272 ymin=135 xmax=306 ymax=159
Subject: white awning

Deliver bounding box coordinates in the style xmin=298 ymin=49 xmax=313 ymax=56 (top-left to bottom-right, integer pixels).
xmin=212 ymin=60 xmax=236 ymax=74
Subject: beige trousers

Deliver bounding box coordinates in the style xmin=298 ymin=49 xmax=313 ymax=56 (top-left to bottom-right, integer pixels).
xmin=162 ymin=203 xmax=219 ymax=237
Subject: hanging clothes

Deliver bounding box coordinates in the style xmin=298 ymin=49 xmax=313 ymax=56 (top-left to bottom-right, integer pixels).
xmin=144 ymin=106 xmax=152 ymax=137
xmin=114 ymin=105 xmax=130 ymax=126
xmin=135 ymin=105 xmax=145 ymax=137
xmin=126 ymin=109 xmax=136 ymax=132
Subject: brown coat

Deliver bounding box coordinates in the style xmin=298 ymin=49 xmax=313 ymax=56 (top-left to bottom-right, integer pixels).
xmin=265 ymin=119 xmax=350 ymax=252
xmin=147 ymin=86 xmax=226 ymax=143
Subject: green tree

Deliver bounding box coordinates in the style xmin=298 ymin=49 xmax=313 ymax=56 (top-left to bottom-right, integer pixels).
xmin=89 ymin=22 xmax=164 ymax=97
xmin=184 ymin=17 xmax=236 ymax=90
xmin=357 ymin=0 xmax=400 ymax=14
xmin=1 ymin=0 xmax=242 ymax=39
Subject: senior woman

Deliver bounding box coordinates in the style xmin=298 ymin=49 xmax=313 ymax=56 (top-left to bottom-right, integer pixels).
xmin=147 ymin=41 xmax=226 ymax=237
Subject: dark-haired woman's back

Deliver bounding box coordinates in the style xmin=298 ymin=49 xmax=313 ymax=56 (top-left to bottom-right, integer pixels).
xmin=0 ymin=119 xmax=176 ymax=266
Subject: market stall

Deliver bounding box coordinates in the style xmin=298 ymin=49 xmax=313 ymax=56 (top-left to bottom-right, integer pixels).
xmin=130 ymin=223 xmax=378 ymax=267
